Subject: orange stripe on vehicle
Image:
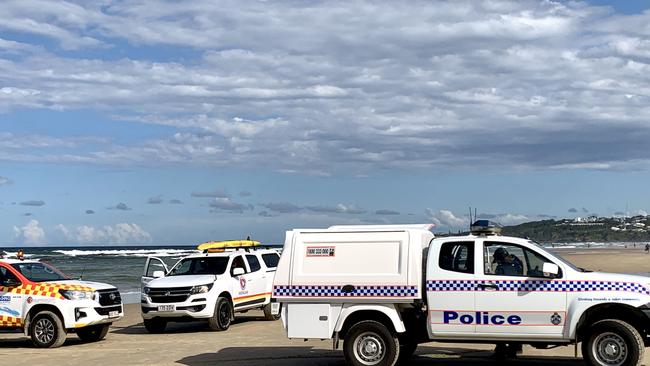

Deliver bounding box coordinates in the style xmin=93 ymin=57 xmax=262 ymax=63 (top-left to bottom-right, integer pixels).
xmin=233 ymin=292 xmax=271 ymax=302
xmin=0 ymin=283 xmax=94 ymax=299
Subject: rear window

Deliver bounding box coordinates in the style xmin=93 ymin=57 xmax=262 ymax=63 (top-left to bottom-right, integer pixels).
xmin=261 ymin=253 xmax=280 ymax=268
xmin=439 ymin=242 xmax=474 ymax=274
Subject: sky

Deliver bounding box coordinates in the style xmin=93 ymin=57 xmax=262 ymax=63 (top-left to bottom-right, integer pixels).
xmin=2 ymin=0 xmax=650 ymax=246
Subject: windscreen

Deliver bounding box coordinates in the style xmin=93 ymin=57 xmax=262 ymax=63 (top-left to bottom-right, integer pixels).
xmin=168 ymin=257 xmax=229 ymax=276
xmin=11 ymin=262 xmax=70 ymax=282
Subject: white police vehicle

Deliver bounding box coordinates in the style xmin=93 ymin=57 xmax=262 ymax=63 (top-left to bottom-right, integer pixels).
xmin=141 ymin=245 xmax=281 ymax=333
xmin=272 ymin=222 xmax=650 ymax=366
xmin=0 ymin=257 xmax=123 ymax=348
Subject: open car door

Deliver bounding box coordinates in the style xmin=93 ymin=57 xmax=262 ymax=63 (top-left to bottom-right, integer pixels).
xmin=142 ymin=257 xmax=169 ymax=290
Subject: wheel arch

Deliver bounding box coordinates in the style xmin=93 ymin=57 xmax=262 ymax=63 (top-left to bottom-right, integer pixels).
xmin=24 ymin=304 xmax=65 ymax=335
xmin=335 ymin=304 xmax=405 ymax=338
xmin=575 ymin=303 xmax=650 ymax=343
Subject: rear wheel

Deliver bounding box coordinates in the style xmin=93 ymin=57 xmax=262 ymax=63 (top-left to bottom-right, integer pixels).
xmin=30 ymin=311 xmax=66 ymax=348
xmin=143 ymin=318 xmax=167 ymax=333
xmin=343 ymin=320 xmax=400 ymax=366
xmin=76 ymin=324 xmax=110 ymax=342
xmin=263 ymin=303 xmax=281 ymax=321
xmin=582 ymin=319 xmax=643 ymax=366
xmin=208 ymin=296 xmax=232 ymax=331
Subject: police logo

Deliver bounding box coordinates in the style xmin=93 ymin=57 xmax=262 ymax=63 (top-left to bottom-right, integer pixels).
xmin=551 ymin=312 xmax=562 ymax=325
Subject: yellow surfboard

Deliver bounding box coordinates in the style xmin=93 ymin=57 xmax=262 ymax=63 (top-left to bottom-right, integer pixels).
xmin=197 ymin=240 xmax=261 ymax=252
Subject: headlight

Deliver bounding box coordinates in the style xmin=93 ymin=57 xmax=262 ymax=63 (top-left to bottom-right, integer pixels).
xmin=190 ymin=284 xmax=213 ymax=295
xmin=59 ymin=289 xmax=96 ymax=301
xmin=144 ymin=286 xmax=151 ymax=295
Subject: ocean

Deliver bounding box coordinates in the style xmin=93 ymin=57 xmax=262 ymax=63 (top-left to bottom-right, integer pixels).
xmin=2 ymin=241 xmax=648 ymax=304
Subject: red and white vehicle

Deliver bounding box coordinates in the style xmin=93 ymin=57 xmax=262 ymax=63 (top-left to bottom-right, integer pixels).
xmin=0 ymin=257 xmax=123 ymax=348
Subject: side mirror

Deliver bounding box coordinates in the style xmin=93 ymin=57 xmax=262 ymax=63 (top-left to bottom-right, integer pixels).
xmin=542 ymin=262 xmax=559 ymax=277
xmin=232 ymin=268 xmax=245 ymax=277
xmin=152 ymin=270 xmax=165 ymax=278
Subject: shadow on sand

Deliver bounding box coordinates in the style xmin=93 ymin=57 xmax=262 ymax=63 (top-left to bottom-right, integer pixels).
xmin=176 ymin=346 xmax=584 ymax=366
xmin=112 ymin=314 xmax=266 ymax=335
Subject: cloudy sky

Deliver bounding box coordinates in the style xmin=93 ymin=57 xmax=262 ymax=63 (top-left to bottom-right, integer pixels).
xmin=2 ymin=0 xmax=650 ymax=246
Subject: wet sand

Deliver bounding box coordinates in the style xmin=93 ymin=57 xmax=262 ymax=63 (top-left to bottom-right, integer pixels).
xmin=0 ymin=249 xmax=649 ymax=365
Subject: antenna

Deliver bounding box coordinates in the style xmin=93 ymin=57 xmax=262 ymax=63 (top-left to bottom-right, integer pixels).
xmin=468 ymin=206 xmax=473 ymax=229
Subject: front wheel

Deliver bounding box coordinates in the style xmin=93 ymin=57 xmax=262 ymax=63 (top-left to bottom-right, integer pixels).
xmin=208 ymin=296 xmax=233 ymax=331
xmin=343 ymin=320 xmax=400 ymax=366
xmin=263 ymin=303 xmax=281 ymax=321
xmin=76 ymin=324 xmax=110 ymax=342
xmin=30 ymin=311 xmax=66 ymax=348
xmin=582 ymin=319 xmax=644 ymax=366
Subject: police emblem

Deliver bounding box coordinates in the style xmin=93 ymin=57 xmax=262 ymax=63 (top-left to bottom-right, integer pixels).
xmin=550 ymin=312 xmax=562 ymax=325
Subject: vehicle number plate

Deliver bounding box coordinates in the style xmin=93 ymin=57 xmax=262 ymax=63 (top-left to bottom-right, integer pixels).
xmin=108 ymin=311 xmax=119 ymax=318
xmin=271 ymin=302 xmax=280 ymax=315
xmin=157 ymin=305 xmax=175 ymax=312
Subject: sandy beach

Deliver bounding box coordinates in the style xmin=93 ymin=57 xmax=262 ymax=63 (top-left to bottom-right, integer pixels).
xmin=1 ymin=248 xmax=649 ymax=365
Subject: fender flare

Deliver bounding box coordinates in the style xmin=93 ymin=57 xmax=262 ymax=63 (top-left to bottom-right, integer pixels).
xmin=334 ymin=303 xmax=406 ymax=334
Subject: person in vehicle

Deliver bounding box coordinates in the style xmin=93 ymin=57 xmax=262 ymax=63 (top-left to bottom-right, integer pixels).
xmin=492 ymin=247 xmax=523 ymax=276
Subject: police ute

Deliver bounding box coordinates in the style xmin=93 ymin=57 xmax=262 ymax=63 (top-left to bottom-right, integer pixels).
xmin=272 ymin=222 xmax=650 ymax=366
xmin=0 ymin=256 xmax=123 ymax=348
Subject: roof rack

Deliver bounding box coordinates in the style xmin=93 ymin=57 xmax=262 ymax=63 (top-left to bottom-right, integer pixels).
xmin=202 ymin=245 xmax=278 ymax=254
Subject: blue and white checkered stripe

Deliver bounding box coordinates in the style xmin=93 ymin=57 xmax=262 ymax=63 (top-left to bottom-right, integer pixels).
xmin=426 ymin=280 xmax=650 ymax=295
xmin=273 ymin=285 xmax=418 ymax=298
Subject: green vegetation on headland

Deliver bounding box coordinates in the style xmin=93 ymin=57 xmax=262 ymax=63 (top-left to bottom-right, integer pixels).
xmin=501 ymin=216 xmax=650 ymax=243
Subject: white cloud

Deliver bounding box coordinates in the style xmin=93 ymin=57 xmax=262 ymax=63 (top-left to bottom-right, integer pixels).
xmin=425 ymin=209 xmax=468 ymax=229
xmin=56 ymin=223 xmax=152 ymax=245
xmin=13 ymin=219 xmax=46 ymax=245
xmin=0 ymin=176 xmax=12 ymax=186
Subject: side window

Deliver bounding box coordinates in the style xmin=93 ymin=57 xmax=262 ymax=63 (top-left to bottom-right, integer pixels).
xmin=261 ymin=253 xmax=280 ymax=269
xmin=231 ymin=255 xmax=248 ymax=275
xmin=0 ymin=266 xmax=20 ymax=286
xmin=439 ymin=242 xmax=474 ymax=274
xmin=246 ymin=255 xmax=261 ymax=273
xmin=485 ymin=242 xmax=558 ymax=278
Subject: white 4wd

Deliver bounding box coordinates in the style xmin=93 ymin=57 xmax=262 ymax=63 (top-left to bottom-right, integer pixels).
xmin=0 ymin=258 xmax=123 ymax=348
xmin=141 ymin=248 xmax=281 ymax=333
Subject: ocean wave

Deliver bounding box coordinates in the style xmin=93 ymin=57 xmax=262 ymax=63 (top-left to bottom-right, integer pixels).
xmin=52 ymin=249 xmax=198 ymax=258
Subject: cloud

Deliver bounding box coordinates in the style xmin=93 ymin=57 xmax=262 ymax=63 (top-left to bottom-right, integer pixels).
xmin=13 ymin=219 xmax=46 ymax=245
xmin=425 ymin=209 xmax=468 ymax=229
xmin=108 ymin=202 xmax=131 ymax=210
xmin=57 ymin=223 xmax=152 ymax=245
xmin=191 ymin=188 xmax=230 ymax=198
xmin=85 ymin=210 xmax=95 ymax=214
xmin=258 ymin=210 xmax=274 ymax=217
xmin=375 ymin=209 xmax=400 ymax=215
xmin=305 ymin=204 xmax=366 ymax=215
xmin=568 ymin=208 xmax=578 ymax=213
xmin=239 ymin=191 xmax=252 ymax=197
xmin=147 ymin=195 xmax=163 ymax=204
xmin=169 ymin=199 xmax=183 ymax=204
xmin=582 ymin=207 xmax=589 ymax=213
xmin=208 ymin=197 xmax=253 ymax=213
xmin=260 ymin=202 xmax=302 ymax=214
xmin=20 ymin=200 xmax=45 ymax=207
xmin=23 ymin=213 xmax=32 ymax=216
xmin=0 ymin=176 xmax=12 ymax=186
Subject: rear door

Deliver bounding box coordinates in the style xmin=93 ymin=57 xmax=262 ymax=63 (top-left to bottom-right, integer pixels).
xmin=427 ymin=240 xmax=477 ymax=337
xmin=141 ymin=257 xmax=169 ymax=290
xmin=0 ymin=264 xmax=24 ymax=325
xmin=242 ymin=254 xmax=270 ymax=306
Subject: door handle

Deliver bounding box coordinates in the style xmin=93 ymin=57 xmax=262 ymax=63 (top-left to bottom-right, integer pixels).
xmin=477 ymin=283 xmax=499 ymax=290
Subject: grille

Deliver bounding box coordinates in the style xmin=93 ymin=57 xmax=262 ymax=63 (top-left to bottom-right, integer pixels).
xmin=97 ymin=289 xmax=122 ymax=306
xmin=147 ymin=286 xmax=192 ymax=304
xmin=95 ymin=305 xmax=122 ymax=316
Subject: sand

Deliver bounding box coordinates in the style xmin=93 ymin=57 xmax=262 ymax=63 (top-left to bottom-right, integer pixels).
xmin=0 ymin=249 xmax=649 ymax=365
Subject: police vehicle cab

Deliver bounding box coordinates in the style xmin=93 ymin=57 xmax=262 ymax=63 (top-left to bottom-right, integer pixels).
xmin=272 ymin=222 xmax=650 ymax=366
xmin=0 ymin=256 xmax=123 ymax=348
xmin=141 ymin=240 xmax=281 ymax=333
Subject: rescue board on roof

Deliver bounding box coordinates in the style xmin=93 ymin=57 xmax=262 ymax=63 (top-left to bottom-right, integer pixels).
xmin=197 ymin=240 xmax=260 ymax=252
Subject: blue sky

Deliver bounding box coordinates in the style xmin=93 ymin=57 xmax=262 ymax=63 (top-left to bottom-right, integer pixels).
xmin=2 ymin=0 xmax=650 ymax=246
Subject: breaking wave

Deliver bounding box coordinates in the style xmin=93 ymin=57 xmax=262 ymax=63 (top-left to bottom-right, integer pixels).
xmin=52 ymin=248 xmax=198 ymax=258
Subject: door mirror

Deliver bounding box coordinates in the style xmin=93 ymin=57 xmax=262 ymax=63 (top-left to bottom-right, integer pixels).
xmin=542 ymin=262 xmax=559 ymax=277
xmin=232 ymin=267 xmax=245 ymax=277
xmin=152 ymin=270 xmax=165 ymax=278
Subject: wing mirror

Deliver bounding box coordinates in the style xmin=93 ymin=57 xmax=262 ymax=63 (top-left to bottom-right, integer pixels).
xmin=542 ymin=262 xmax=560 ymax=278
xmin=152 ymin=270 xmax=165 ymax=278
xmin=232 ymin=268 xmax=245 ymax=276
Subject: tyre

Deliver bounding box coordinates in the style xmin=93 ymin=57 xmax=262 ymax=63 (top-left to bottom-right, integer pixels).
xmin=582 ymin=319 xmax=644 ymax=366
xmin=76 ymin=324 xmax=110 ymax=342
xmin=263 ymin=303 xmax=281 ymax=321
xmin=143 ymin=318 xmax=167 ymax=333
xmin=343 ymin=320 xmax=400 ymax=366
xmin=30 ymin=311 xmax=66 ymax=348
xmin=208 ymin=296 xmax=233 ymax=331
xmin=397 ymin=338 xmax=418 ymax=364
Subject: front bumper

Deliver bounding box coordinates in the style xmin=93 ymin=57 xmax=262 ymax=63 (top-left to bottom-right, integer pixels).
xmin=70 ymin=304 xmax=124 ymax=329
xmin=140 ymin=294 xmax=214 ymax=319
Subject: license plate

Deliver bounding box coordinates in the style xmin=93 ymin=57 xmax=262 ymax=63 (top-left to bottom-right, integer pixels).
xmin=157 ymin=305 xmax=175 ymax=312
xmin=108 ymin=311 xmax=119 ymax=318
xmin=271 ymin=302 xmax=280 ymax=315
